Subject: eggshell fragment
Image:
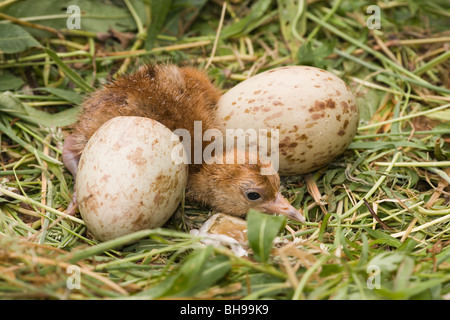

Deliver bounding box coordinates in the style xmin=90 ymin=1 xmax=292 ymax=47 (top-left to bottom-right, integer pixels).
xmin=75 ymin=116 xmax=188 ymax=241
xmin=216 ymin=66 xmax=359 ymax=175
xmin=200 ymin=213 xmax=248 ymax=244
xmin=190 ymin=213 xmax=248 ymax=257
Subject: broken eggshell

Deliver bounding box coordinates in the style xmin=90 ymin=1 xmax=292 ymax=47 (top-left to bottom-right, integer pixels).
xmin=190 ymin=213 xmax=249 ymax=257
xmin=216 ymin=66 xmax=359 ymax=175
xmin=75 ymin=116 xmax=188 ymax=241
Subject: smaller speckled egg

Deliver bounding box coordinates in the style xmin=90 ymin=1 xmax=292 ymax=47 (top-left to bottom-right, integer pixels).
xmin=216 ymin=66 xmax=359 ymax=175
xmin=75 ymin=116 xmax=188 ymax=241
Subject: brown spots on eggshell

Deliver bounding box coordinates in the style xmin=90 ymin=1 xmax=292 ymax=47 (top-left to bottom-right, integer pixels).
xmin=273 ymin=100 xmax=284 ymax=106
xmin=309 ymin=98 xmax=336 ymax=114
xmin=100 ymin=174 xmax=111 ymax=183
xmin=311 ymin=113 xmax=324 ymax=120
xmin=112 ymin=142 xmax=121 ymax=151
xmin=279 ymin=136 xmax=291 ymax=149
xmin=309 ymin=101 xmax=325 ymax=113
xmin=80 ymin=192 xmax=97 ymax=215
xmin=343 ymin=119 xmax=349 ymax=129
xmin=264 ymin=111 xmax=283 ymax=121
xmin=326 ymin=99 xmax=336 ymax=109
xmin=127 ymin=147 xmax=147 ymax=166
xmin=153 ymin=192 xmax=162 ymax=206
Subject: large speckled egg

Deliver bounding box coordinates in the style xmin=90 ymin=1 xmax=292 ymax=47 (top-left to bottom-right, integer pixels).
xmin=216 ymin=66 xmax=359 ymax=175
xmin=75 ymin=116 xmax=188 ymax=241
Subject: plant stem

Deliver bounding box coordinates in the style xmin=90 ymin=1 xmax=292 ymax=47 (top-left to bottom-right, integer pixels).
xmin=339 ymin=152 xmax=402 ymax=221
xmin=0 ymin=186 xmax=84 ymax=225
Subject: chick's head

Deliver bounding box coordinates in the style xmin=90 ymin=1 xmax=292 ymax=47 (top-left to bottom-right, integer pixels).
xmin=187 ymin=149 xmax=305 ymax=222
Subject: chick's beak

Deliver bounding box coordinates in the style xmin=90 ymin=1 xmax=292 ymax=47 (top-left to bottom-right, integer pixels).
xmin=261 ymin=193 xmax=306 ymax=223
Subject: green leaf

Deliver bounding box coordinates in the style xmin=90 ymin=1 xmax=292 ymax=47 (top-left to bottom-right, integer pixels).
xmin=357 ymin=233 xmax=369 ymax=268
xmin=376 ymin=278 xmax=445 ymax=300
xmin=278 ymin=0 xmax=307 ymax=45
xmin=368 ymin=252 xmax=406 ymax=275
xmin=221 ymin=0 xmax=272 ymax=38
xmin=297 ymin=40 xmax=336 ymax=69
xmin=3 ymin=0 xmax=145 ymax=37
xmin=137 ymin=246 xmax=231 ymax=298
xmin=0 ymin=91 xmax=80 ymax=127
xmin=318 ymin=213 xmax=332 ymax=242
xmin=431 ymin=122 xmax=450 ymax=134
xmin=37 ymin=87 xmax=83 ymax=105
xmin=161 ymin=246 xmax=213 ymax=297
xmin=0 ymin=24 xmax=42 ymax=53
xmin=247 ymin=209 xmax=286 ymax=263
xmin=397 ymin=237 xmax=418 ymax=253
xmin=426 ymin=110 xmax=450 ymax=122
xmin=177 ymin=255 xmax=231 ymax=297
xmin=43 ymin=48 xmax=93 ymax=93
xmin=146 ymin=0 xmax=172 ymax=50
xmin=356 ymin=88 xmax=383 ymax=124
xmin=162 ymin=0 xmax=208 ymax=38
xmin=436 ymin=244 xmax=450 ymax=267
xmin=363 ymin=227 xmax=402 ymax=248
xmin=0 ymin=71 xmax=24 ymax=91
xmin=393 ymin=255 xmax=414 ymax=292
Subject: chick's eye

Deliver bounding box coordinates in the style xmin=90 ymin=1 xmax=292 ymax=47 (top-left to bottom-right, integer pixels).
xmin=245 ymin=191 xmax=261 ymax=201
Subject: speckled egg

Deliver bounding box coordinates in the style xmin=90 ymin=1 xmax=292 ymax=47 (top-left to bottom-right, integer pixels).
xmin=75 ymin=116 xmax=188 ymax=241
xmin=216 ymin=66 xmax=359 ymax=175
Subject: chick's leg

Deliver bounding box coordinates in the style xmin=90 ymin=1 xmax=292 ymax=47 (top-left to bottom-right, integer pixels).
xmin=62 ymin=134 xmax=80 ymax=215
